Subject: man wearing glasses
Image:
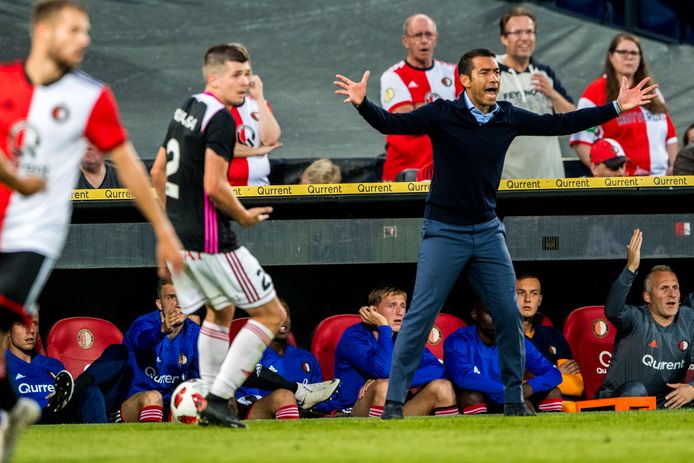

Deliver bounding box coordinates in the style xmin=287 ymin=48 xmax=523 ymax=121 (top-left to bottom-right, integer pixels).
xmin=379 ymin=14 xmax=461 ymax=181
xmin=497 ymin=7 xmax=576 ymax=180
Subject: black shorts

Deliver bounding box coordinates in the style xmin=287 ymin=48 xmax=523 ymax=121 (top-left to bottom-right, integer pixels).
xmin=0 ymin=251 xmax=54 ymax=330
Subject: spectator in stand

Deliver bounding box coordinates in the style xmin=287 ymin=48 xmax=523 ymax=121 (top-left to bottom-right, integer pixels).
xmin=379 ymin=14 xmax=461 ymax=181
xmin=226 ymin=43 xmax=282 ymax=186
xmin=5 ymin=313 xmax=83 ymax=424
xmin=299 ymin=158 xmax=342 ymax=184
xmin=497 ymin=6 xmax=575 ymax=180
xmin=589 ymin=138 xmax=628 ymax=178
xmin=235 ymin=301 xmax=340 ymax=420
xmin=672 ymin=122 xmax=694 ymax=175
xmin=516 ymin=275 xmax=584 ymax=398
xmin=118 ymin=279 xmax=200 ymax=422
xmin=76 ymin=143 xmax=121 ymax=189
xmin=323 ymin=285 xmax=458 ymax=418
xmin=596 ymin=229 xmax=694 ymax=408
xmin=570 ymin=32 xmax=678 ymax=176
xmin=444 ymin=300 xmax=563 ymax=414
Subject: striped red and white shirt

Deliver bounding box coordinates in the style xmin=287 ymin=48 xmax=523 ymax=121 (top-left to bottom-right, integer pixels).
xmin=569 ymin=75 xmax=677 ymax=176
xmin=379 ymin=60 xmax=461 ymax=181
xmin=0 ymin=61 xmax=127 ymax=258
xmin=227 ymin=96 xmax=271 ymax=186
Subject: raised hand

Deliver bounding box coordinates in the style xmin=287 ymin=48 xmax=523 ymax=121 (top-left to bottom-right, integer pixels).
xmin=358 ymin=305 xmax=388 ymax=327
xmin=617 ymin=76 xmax=658 ymax=112
xmin=249 ymin=75 xmax=264 ymax=100
xmin=334 ymin=71 xmax=370 ymax=106
xmin=626 ymin=228 xmax=642 ymax=273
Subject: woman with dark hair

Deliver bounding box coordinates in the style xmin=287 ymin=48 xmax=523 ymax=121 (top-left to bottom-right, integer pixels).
xmin=570 ymin=32 xmax=678 ymax=176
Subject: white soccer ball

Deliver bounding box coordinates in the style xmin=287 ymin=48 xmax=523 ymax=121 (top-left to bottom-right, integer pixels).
xmin=170 ymin=378 xmax=205 ymax=425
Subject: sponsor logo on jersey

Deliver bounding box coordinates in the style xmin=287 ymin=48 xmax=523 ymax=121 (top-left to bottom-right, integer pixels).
xmin=407 ymin=81 xmax=419 ymax=89
xmin=424 ymin=92 xmax=441 ymax=104
xmin=18 ymin=383 xmax=55 ymax=394
xmin=648 ymin=339 xmax=658 ymax=348
xmin=679 ymin=340 xmax=689 ymax=352
xmin=173 ymin=108 xmax=198 ymax=131
xmin=302 ymin=362 xmax=310 ymax=373
xmin=51 ymin=104 xmax=70 ymax=122
xmin=236 ymin=124 xmax=257 ymax=147
xmin=144 ymin=366 xmax=181 ymax=385
xmin=179 ymin=354 xmax=188 ymax=366
xmin=592 ymin=318 xmax=609 ymax=338
xmin=441 ymin=77 xmax=452 ymax=87
xmin=642 ymin=354 xmax=685 ymax=371
xmin=77 ymin=328 xmax=94 ymax=350
xmin=250 ymin=111 xmax=260 ymax=122
xmin=384 ymin=88 xmax=395 ymax=103
xmin=427 ymin=325 xmax=442 ymax=345
xmin=9 ymin=121 xmax=41 ymax=157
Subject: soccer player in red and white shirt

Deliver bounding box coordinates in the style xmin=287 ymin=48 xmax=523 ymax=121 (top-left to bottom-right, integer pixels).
xmin=226 ymin=43 xmax=281 ymax=187
xmin=0 ymin=2 xmax=183 ymax=454
xmin=570 ymin=33 xmax=678 ymax=176
xmin=379 ymin=14 xmax=462 ymax=181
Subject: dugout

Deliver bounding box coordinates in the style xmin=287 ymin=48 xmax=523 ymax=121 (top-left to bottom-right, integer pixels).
xmin=38 ymin=179 xmax=694 ymax=347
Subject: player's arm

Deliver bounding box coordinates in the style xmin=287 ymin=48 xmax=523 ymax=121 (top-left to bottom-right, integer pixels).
xmin=233 ymin=143 xmax=282 ymax=158
xmin=203 ymin=147 xmax=272 ymax=227
xmin=0 ymin=151 xmax=45 ymax=196
xmin=150 ymin=146 xmax=167 ymax=207
xmin=110 ymin=142 xmax=183 ymax=277
xmin=667 ymin=141 xmax=679 ymax=176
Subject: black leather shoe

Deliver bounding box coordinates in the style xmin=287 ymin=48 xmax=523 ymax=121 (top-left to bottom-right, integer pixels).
xmin=199 ymin=394 xmax=247 ymax=428
xmin=503 ymin=403 xmax=536 ymax=416
xmin=381 ymin=400 xmax=404 ymax=420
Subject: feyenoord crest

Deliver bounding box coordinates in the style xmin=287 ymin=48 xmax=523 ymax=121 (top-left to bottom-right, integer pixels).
xmin=592 ymin=318 xmax=609 ymax=338
xmin=679 ymin=340 xmax=689 ymax=352
xmin=51 ymin=104 xmax=70 ymax=122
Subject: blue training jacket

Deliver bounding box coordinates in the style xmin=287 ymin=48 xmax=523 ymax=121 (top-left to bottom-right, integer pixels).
xmin=7 ymin=350 xmax=65 ymax=409
xmin=123 ymin=310 xmax=200 ymax=402
xmin=444 ymin=326 xmax=561 ymax=404
xmin=328 ymin=322 xmax=445 ymax=410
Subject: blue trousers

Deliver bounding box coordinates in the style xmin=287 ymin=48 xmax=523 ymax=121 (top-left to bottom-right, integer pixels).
xmin=386 ymin=217 xmax=525 ymax=404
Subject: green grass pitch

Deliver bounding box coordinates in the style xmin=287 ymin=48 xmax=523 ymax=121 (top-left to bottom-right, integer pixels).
xmin=16 ymin=410 xmax=694 ymax=463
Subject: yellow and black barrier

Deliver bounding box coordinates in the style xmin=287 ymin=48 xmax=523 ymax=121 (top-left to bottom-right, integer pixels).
xmin=71 ymin=176 xmax=694 ymax=201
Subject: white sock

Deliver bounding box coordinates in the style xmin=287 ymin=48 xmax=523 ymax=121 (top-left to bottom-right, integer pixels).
xmin=209 ymin=319 xmax=274 ymax=399
xmin=198 ymin=321 xmax=230 ymax=395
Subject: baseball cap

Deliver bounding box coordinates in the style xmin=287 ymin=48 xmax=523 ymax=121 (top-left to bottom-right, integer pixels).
xmin=590 ymin=138 xmax=627 ymax=168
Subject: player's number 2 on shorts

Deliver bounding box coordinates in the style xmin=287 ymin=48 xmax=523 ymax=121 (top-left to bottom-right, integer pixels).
xmin=165 ymin=138 xmax=181 ymax=199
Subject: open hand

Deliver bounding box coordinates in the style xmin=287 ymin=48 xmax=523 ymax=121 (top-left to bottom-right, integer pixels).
xmin=359 ymin=305 xmax=388 ymax=327
xmin=334 ymin=71 xmax=370 ymax=106
xmin=664 ymin=383 xmax=694 ymax=409
xmin=617 ymin=76 xmax=658 ymax=112
xmin=626 ymin=228 xmax=642 ymax=273
xmin=239 ymin=206 xmax=273 ymax=227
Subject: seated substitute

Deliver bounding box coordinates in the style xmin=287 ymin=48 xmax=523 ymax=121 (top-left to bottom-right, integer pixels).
xmin=589 ymin=138 xmax=628 ymax=178
xmin=323 ymin=285 xmax=458 ymax=418
xmin=235 ymin=301 xmax=340 ymax=420
xmin=596 ymin=229 xmax=694 ymax=409
xmin=119 ymin=279 xmax=200 ymax=422
xmin=5 ymin=313 xmax=77 ymax=424
xmin=444 ymin=300 xmax=562 ymax=414
xmin=299 ymin=158 xmax=342 ymax=184
xmin=516 ymin=275 xmax=584 ymax=398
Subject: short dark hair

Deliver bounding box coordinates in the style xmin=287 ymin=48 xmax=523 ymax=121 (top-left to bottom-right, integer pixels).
xmin=457 ymin=48 xmax=496 ymax=78
xmin=32 ymin=0 xmax=87 ymax=26
xmin=367 ymin=285 xmax=407 ymax=307
xmin=684 ymin=122 xmax=694 ymax=146
xmin=157 ymin=278 xmax=173 ymax=298
xmin=499 ymin=6 xmax=536 ymax=36
xmin=203 ymin=43 xmax=250 ymax=77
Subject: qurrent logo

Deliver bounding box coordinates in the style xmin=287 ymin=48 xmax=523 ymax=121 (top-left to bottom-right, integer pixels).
xmin=641 ymin=354 xmax=685 ymax=371
xmin=595 ymin=350 xmax=612 ymax=374
xmin=18 ymin=383 xmax=54 ymax=394
xmin=144 ymin=366 xmax=180 ymax=384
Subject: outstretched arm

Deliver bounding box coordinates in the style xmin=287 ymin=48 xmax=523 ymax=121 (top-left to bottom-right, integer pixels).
xmin=334 ymin=71 xmax=370 ymax=106
xmin=604 ymin=229 xmax=642 ymax=329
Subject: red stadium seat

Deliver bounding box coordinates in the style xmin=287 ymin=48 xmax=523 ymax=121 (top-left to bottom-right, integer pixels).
xmin=310 ymin=312 xmax=466 ymax=379
xmin=46 ymin=317 xmax=124 ymax=378
xmin=562 ymin=306 xmax=617 ymax=399
xmin=426 ymin=312 xmax=466 ymax=360
xmin=34 ymin=333 xmax=46 ymax=356
xmin=310 ymin=315 xmax=361 ymax=380
xmin=228 ymin=317 xmax=296 ymax=346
